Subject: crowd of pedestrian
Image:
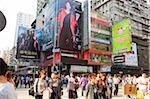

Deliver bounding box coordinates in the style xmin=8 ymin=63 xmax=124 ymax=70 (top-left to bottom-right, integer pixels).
xmin=13 ymin=75 xmax=34 ymax=88
xmin=0 ymin=58 xmax=149 ymax=99
xmin=33 ymin=71 xmax=149 ymax=99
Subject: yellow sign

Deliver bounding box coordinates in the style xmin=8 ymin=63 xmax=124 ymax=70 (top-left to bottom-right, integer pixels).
xmin=124 ymin=84 xmax=136 ymax=95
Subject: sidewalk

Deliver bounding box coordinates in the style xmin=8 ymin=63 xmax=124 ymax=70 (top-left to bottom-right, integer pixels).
xmin=16 ymin=86 xmax=123 ymax=99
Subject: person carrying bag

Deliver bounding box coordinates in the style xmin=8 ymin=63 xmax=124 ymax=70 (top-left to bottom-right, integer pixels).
xmin=34 ymin=69 xmax=47 ymax=99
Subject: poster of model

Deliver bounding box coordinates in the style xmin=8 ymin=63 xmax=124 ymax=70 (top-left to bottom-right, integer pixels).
xmin=44 ymin=0 xmax=82 ymax=51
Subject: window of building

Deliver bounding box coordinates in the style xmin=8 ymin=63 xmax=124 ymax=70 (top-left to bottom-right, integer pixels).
xmin=91 ymin=32 xmax=110 ymax=40
xmin=91 ymin=43 xmax=110 ymax=51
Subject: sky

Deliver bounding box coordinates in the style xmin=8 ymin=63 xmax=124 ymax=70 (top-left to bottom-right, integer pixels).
xmin=0 ymin=0 xmax=37 ymax=56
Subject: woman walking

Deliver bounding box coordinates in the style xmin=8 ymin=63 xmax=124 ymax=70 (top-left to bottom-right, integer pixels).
xmin=34 ymin=69 xmax=46 ymax=99
xmin=49 ymin=72 xmax=62 ymax=99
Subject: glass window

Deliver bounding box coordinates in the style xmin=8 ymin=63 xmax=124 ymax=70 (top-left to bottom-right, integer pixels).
xmin=91 ymin=31 xmax=110 ymax=40
xmin=91 ymin=43 xmax=110 ymax=51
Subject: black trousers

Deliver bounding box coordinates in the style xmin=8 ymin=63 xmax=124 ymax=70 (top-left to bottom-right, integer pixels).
xmin=35 ymin=95 xmax=43 ymax=99
xmin=114 ymin=84 xmax=118 ymax=96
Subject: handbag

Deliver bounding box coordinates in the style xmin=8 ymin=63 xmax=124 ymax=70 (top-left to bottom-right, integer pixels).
xmin=28 ymin=79 xmax=39 ymax=96
xmin=29 ymin=86 xmax=34 ymax=96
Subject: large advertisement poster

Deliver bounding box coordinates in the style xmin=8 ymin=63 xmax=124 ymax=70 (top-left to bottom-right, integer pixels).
xmin=44 ymin=0 xmax=82 ymax=51
xmin=112 ymin=19 xmax=132 ymax=54
xmin=112 ymin=42 xmax=138 ymax=66
xmin=36 ymin=11 xmax=44 ymax=46
xmin=16 ymin=26 xmax=40 ymax=59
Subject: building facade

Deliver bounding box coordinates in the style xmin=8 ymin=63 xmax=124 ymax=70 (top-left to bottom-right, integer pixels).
xmin=2 ymin=48 xmax=11 ymax=65
xmin=83 ymin=1 xmax=112 ymax=72
xmin=35 ymin=0 xmax=112 ymax=74
xmin=91 ymin=0 xmax=150 ymax=74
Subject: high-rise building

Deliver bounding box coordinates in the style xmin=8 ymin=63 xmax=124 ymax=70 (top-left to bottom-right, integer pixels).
xmin=16 ymin=13 xmax=34 ymax=28
xmin=2 ymin=48 xmax=11 ymax=65
xmin=91 ymin=0 xmax=150 ymax=73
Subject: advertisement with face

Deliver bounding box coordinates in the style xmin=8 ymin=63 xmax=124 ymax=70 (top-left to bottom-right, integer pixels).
xmin=112 ymin=19 xmax=132 ymax=54
xmin=44 ymin=0 xmax=82 ymax=51
xmin=16 ymin=26 xmax=40 ymax=59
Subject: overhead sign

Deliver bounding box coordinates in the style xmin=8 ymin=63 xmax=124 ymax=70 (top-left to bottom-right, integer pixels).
xmin=112 ymin=19 xmax=132 ymax=54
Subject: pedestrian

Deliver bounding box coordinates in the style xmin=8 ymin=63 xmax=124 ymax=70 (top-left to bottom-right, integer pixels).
xmin=113 ymin=74 xmax=120 ymax=96
xmin=80 ymin=74 xmax=88 ymax=96
xmin=85 ymin=73 xmax=96 ymax=99
xmin=137 ymin=73 xmax=147 ymax=99
xmin=67 ymin=72 xmax=79 ymax=99
xmin=34 ymin=69 xmax=47 ymax=99
xmin=0 ymin=58 xmax=17 ymax=99
xmin=98 ymin=73 xmax=110 ymax=99
xmin=107 ymin=74 xmax=113 ymax=99
xmin=48 ymin=72 xmax=62 ymax=99
xmin=5 ymin=71 xmax=15 ymax=88
xmin=20 ymin=76 xmax=24 ymax=87
xmin=30 ymin=76 xmax=34 ymax=87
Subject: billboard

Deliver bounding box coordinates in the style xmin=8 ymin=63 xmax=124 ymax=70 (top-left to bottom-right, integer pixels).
xmin=16 ymin=26 xmax=40 ymax=59
xmin=36 ymin=10 xmax=45 ymax=46
xmin=112 ymin=42 xmax=138 ymax=66
xmin=125 ymin=42 xmax=138 ymax=66
xmin=44 ymin=0 xmax=82 ymax=51
xmin=112 ymin=19 xmax=132 ymax=54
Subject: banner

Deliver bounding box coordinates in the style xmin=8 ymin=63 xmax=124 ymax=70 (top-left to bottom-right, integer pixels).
xmin=125 ymin=42 xmax=138 ymax=66
xmin=44 ymin=0 xmax=83 ymax=51
xmin=112 ymin=42 xmax=138 ymax=66
xmin=16 ymin=26 xmax=40 ymax=59
xmin=112 ymin=19 xmax=131 ymax=54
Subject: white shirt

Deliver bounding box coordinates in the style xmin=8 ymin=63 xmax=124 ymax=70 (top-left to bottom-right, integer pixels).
xmin=34 ymin=78 xmax=46 ymax=95
xmin=113 ymin=77 xmax=120 ymax=84
xmin=138 ymin=77 xmax=147 ymax=90
xmin=0 ymin=82 xmax=17 ymax=99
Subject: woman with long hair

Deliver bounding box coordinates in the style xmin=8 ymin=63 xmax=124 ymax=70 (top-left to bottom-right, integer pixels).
xmin=34 ymin=69 xmax=46 ymax=99
xmin=49 ymin=72 xmax=62 ymax=99
xmin=53 ymin=0 xmax=80 ymax=50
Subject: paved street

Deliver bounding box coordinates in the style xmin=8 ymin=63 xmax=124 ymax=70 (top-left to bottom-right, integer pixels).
xmin=17 ymin=87 xmax=123 ymax=99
